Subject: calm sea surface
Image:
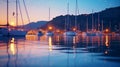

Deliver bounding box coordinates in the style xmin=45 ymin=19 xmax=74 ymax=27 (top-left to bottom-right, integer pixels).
xmin=0 ymin=34 xmax=120 ymax=67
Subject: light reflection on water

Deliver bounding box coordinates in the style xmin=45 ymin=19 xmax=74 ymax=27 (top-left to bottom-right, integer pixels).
xmin=105 ymin=35 xmax=109 ymax=47
xmin=9 ymin=38 xmax=16 ymax=55
xmin=0 ymin=35 xmax=120 ymax=67
xmin=48 ymin=36 xmax=53 ymax=52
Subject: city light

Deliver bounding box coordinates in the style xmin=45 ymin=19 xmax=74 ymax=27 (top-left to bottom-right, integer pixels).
xmin=73 ymin=27 xmax=76 ymax=31
xmin=9 ymin=38 xmax=16 ymax=55
xmin=48 ymin=26 xmax=52 ymax=30
xmin=105 ymin=29 xmax=109 ymax=33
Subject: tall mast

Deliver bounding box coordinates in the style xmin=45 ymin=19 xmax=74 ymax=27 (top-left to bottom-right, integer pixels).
xmin=75 ymin=0 xmax=78 ymax=31
xmin=23 ymin=0 xmax=30 ymax=24
xmin=98 ymin=13 xmax=100 ymax=31
xmin=7 ymin=0 xmax=9 ymax=29
xmin=67 ymin=2 xmax=69 ymax=31
xmin=18 ymin=0 xmax=24 ymax=29
xmin=6 ymin=0 xmax=10 ymax=36
xmin=102 ymin=20 xmax=103 ymax=32
xmin=16 ymin=0 xmax=18 ymax=28
xmin=49 ymin=8 xmax=50 ymax=21
xmin=86 ymin=15 xmax=88 ymax=32
xmin=92 ymin=10 xmax=94 ymax=31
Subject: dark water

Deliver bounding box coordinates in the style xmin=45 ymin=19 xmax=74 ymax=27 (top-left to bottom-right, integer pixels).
xmin=0 ymin=34 xmax=120 ymax=67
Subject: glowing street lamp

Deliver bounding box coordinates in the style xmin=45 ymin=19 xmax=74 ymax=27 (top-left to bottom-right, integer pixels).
xmin=48 ymin=26 xmax=52 ymax=30
xmin=9 ymin=38 xmax=16 ymax=55
xmin=105 ymin=29 xmax=109 ymax=33
xmin=73 ymin=27 xmax=76 ymax=31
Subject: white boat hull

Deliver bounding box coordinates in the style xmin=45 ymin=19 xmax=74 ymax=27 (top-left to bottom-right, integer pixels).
xmin=46 ymin=32 xmax=54 ymax=36
xmin=64 ymin=31 xmax=77 ymax=36
xmin=85 ymin=31 xmax=96 ymax=36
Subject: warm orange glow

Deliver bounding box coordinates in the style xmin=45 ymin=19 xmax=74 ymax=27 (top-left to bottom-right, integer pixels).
xmin=48 ymin=26 xmax=52 ymax=30
xmin=48 ymin=36 xmax=52 ymax=51
xmin=56 ymin=29 xmax=60 ymax=32
xmin=10 ymin=21 xmax=16 ymax=26
xmin=11 ymin=38 xmax=15 ymax=43
xmin=26 ymin=30 xmax=38 ymax=40
xmin=9 ymin=38 xmax=16 ymax=55
xmin=105 ymin=35 xmax=109 ymax=47
xmin=10 ymin=43 xmax=16 ymax=55
xmin=26 ymin=35 xmax=38 ymax=41
xmin=73 ymin=28 xmax=76 ymax=31
xmin=105 ymin=29 xmax=109 ymax=33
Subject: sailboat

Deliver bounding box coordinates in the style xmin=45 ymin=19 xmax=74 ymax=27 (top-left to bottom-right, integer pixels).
xmin=82 ymin=15 xmax=88 ymax=36
xmin=3 ymin=0 xmax=28 ymax=36
xmin=86 ymin=10 xmax=96 ymax=36
xmin=64 ymin=0 xmax=77 ymax=36
xmin=9 ymin=0 xmax=27 ymax=36
xmin=96 ymin=13 xmax=103 ymax=36
xmin=46 ymin=8 xmax=54 ymax=36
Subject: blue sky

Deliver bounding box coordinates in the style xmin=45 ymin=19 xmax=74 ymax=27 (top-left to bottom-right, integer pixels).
xmin=23 ymin=0 xmax=120 ymax=22
xmin=0 ymin=0 xmax=120 ymax=25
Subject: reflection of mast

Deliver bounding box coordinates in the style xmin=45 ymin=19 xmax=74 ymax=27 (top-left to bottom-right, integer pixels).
xmin=6 ymin=37 xmax=17 ymax=67
xmin=73 ymin=36 xmax=77 ymax=67
xmin=15 ymin=38 xmax=18 ymax=67
xmin=48 ymin=36 xmax=52 ymax=67
xmin=6 ymin=39 xmax=10 ymax=67
xmin=67 ymin=39 xmax=69 ymax=67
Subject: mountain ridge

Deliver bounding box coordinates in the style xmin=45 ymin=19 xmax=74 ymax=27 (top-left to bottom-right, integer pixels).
xmin=40 ymin=6 xmax=120 ymax=32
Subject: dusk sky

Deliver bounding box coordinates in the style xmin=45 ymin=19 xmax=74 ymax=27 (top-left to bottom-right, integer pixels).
xmin=0 ymin=0 xmax=120 ymax=25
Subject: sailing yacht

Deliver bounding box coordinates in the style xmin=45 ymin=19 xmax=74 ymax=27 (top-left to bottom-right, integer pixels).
xmin=96 ymin=13 xmax=103 ymax=36
xmin=46 ymin=8 xmax=54 ymax=36
xmin=86 ymin=10 xmax=96 ymax=36
xmin=64 ymin=0 xmax=78 ymax=36
xmin=3 ymin=0 xmax=28 ymax=36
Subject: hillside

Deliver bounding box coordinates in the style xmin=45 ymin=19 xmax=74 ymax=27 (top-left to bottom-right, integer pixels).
xmin=41 ymin=6 xmax=120 ymax=32
xmin=24 ymin=21 xmax=48 ymax=30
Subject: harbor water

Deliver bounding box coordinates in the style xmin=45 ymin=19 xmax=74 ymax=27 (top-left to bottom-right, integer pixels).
xmin=0 ymin=34 xmax=120 ymax=67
